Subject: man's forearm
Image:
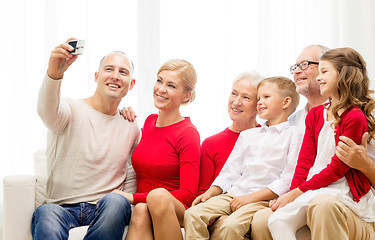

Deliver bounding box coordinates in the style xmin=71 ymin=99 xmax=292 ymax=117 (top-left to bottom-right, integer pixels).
xmin=361 ymin=159 xmax=375 ymax=188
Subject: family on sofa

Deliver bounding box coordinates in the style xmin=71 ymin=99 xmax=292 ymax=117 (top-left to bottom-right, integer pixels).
xmin=32 ymin=39 xmax=375 ymax=240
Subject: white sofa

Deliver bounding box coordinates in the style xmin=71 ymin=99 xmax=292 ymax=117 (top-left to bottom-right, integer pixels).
xmin=3 ymin=150 xmax=310 ymax=240
xmin=2 ymin=149 xmax=136 ymax=240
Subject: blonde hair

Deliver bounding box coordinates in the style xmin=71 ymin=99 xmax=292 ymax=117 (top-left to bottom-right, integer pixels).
xmin=257 ymin=76 xmax=300 ymax=114
xmin=158 ymin=59 xmax=197 ymax=104
xmin=320 ymin=47 xmax=375 ymax=142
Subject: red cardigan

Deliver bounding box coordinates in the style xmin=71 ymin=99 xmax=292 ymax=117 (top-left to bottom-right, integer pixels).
xmin=291 ymin=105 xmax=371 ymax=202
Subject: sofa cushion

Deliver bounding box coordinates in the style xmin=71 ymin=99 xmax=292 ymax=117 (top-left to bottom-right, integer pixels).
xmin=68 ymin=226 xmax=88 ymax=240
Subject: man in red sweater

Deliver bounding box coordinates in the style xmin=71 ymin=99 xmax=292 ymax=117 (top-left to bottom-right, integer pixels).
xmin=251 ymin=45 xmax=375 ymax=240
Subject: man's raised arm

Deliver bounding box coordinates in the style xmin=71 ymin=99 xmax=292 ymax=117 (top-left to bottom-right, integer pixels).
xmin=37 ymin=38 xmax=78 ymax=133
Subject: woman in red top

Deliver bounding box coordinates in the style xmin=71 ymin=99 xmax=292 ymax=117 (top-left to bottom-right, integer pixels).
xmin=196 ymin=71 xmax=263 ymax=196
xmin=124 ymin=59 xmax=200 ymax=240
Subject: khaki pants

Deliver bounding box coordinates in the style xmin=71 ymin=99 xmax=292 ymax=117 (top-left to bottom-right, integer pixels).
xmin=251 ymin=195 xmax=375 ymax=240
xmin=184 ymin=194 xmax=269 ymax=240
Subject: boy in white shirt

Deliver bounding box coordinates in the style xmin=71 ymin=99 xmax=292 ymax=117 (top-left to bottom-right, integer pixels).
xmin=184 ymin=76 xmax=303 ymax=240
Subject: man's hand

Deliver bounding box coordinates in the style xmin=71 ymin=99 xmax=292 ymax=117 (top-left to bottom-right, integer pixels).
xmin=336 ymin=133 xmax=369 ymax=171
xmin=47 ymin=38 xmax=79 ymax=80
xmin=119 ymin=106 xmax=137 ymax=122
xmin=269 ymin=188 xmax=303 ymax=211
xmin=336 ymin=132 xmax=375 ymax=187
xmin=192 ymin=186 xmax=222 ymax=206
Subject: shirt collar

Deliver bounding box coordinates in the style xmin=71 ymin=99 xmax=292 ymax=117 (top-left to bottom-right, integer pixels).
xmin=260 ymin=121 xmax=290 ymax=132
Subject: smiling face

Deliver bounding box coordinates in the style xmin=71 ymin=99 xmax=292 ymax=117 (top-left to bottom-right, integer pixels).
xmin=317 ymin=60 xmax=339 ymax=100
xmin=153 ymin=70 xmax=191 ymax=112
xmin=257 ymin=83 xmax=286 ymax=124
xmin=94 ymin=52 xmax=135 ymax=100
xmin=228 ymin=78 xmax=258 ymax=124
xmin=293 ymin=46 xmax=321 ymax=98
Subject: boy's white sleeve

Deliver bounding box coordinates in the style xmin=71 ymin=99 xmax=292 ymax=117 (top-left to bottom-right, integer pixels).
xmin=37 ymin=74 xmax=72 ymax=134
xmin=267 ymin=127 xmax=303 ymax=196
xmin=211 ymin=132 xmax=247 ymax=193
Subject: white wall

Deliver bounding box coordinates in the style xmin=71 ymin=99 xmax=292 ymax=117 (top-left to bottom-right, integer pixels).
xmin=1 ymin=0 xmax=375 ymax=238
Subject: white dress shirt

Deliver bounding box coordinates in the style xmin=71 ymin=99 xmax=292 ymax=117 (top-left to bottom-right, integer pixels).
xmin=212 ymin=121 xmax=303 ymax=197
xmin=288 ymin=104 xmax=309 ymax=134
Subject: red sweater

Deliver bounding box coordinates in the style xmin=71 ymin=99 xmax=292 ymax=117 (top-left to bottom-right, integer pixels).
xmin=291 ymin=105 xmax=371 ymax=202
xmin=131 ymin=114 xmax=200 ymax=208
xmin=197 ymin=128 xmax=240 ymax=195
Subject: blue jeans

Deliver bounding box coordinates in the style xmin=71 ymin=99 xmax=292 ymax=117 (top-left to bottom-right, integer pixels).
xmin=31 ymin=193 xmax=131 ymax=240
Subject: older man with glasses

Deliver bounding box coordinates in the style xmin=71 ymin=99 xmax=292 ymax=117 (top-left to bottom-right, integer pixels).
xmin=250 ymin=45 xmax=375 ymax=240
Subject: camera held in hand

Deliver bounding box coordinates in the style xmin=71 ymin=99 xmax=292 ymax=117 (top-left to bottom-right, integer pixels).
xmin=68 ymin=40 xmax=85 ymax=55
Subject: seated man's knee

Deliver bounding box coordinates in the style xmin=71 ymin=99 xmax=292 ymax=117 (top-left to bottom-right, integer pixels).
xmin=308 ymin=195 xmax=343 ymax=217
xmin=32 ymin=204 xmax=72 ymax=239
xmin=98 ymin=192 xmax=132 ymax=224
xmin=100 ymin=192 xmax=131 ymax=211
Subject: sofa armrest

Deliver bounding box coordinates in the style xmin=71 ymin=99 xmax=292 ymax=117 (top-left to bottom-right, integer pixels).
xmin=3 ymin=175 xmax=36 ymax=240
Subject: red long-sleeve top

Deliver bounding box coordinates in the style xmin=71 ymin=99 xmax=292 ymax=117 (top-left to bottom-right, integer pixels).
xmin=131 ymin=114 xmax=200 ymax=208
xmin=291 ymin=105 xmax=371 ymax=202
xmin=197 ymin=128 xmax=240 ymax=195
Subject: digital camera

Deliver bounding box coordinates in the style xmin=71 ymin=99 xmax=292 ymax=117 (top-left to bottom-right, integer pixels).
xmin=68 ymin=40 xmax=85 ymax=55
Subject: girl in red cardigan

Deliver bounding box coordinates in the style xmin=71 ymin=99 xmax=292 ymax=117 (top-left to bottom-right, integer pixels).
xmin=268 ymin=48 xmax=375 ymax=240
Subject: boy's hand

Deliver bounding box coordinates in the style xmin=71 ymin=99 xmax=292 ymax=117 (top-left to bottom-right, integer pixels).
xmin=269 ymin=188 xmax=303 ymax=211
xmin=192 ymin=186 xmax=222 ymax=206
xmin=230 ymin=194 xmax=255 ymax=212
xmin=119 ymin=106 xmax=137 ymax=122
xmin=192 ymin=194 xmax=205 ymax=206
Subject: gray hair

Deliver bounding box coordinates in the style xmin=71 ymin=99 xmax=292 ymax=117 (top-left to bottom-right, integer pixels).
xmin=233 ymin=71 xmax=264 ymax=87
xmin=303 ymin=45 xmax=330 ymax=58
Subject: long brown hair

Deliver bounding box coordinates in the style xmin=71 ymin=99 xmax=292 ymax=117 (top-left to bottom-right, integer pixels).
xmin=320 ymin=47 xmax=375 ymax=142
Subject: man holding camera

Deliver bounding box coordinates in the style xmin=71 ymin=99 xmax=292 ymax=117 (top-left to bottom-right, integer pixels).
xmin=32 ymin=38 xmax=139 ymax=240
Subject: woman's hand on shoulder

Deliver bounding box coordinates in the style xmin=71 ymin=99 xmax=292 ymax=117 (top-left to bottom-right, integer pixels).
xmin=119 ymin=106 xmax=137 ymax=122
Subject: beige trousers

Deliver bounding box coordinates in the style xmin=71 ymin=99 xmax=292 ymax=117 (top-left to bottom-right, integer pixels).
xmin=251 ymin=195 xmax=375 ymax=240
xmin=184 ymin=194 xmax=269 ymax=240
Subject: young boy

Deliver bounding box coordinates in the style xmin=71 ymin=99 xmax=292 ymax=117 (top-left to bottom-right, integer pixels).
xmin=184 ymin=76 xmax=303 ymax=240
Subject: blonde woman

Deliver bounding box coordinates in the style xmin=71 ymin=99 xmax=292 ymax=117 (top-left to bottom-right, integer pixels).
xmin=119 ymin=59 xmax=200 ymax=240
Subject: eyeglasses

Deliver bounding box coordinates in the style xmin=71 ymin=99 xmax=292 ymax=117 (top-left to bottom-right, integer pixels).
xmin=290 ymin=61 xmax=319 ymax=74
